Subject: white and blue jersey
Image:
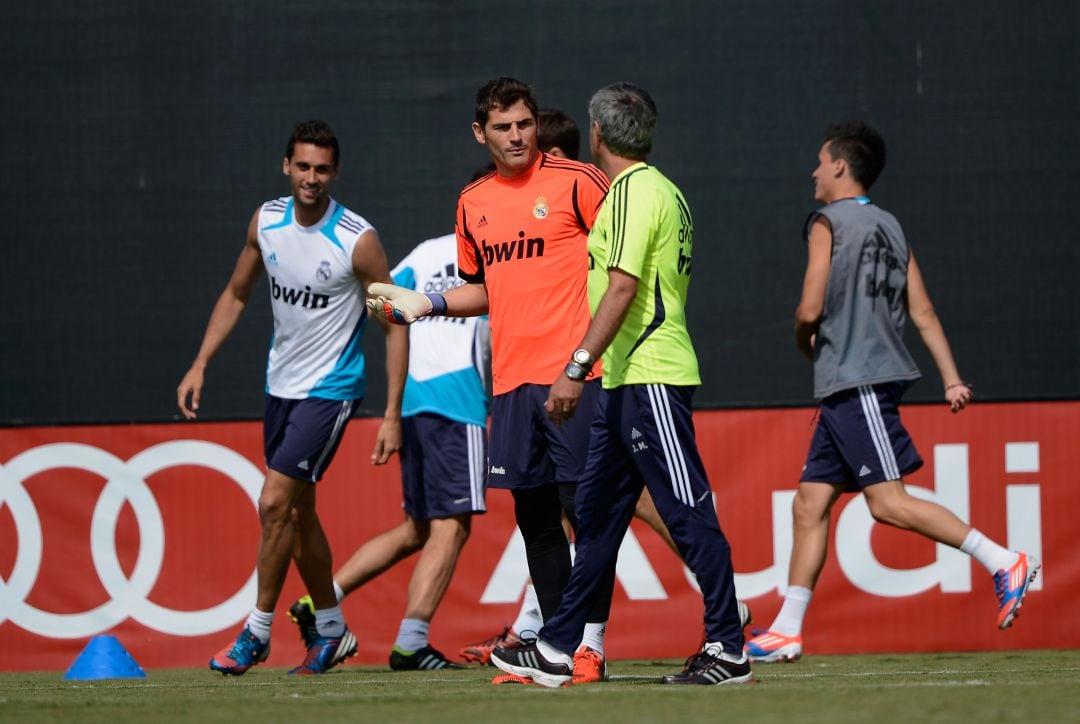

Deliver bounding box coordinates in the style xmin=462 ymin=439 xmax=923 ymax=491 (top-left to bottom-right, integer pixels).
xmin=258 ymin=196 xmax=372 ymax=401
xmin=391 ymin=234 xmax=490 ymax=426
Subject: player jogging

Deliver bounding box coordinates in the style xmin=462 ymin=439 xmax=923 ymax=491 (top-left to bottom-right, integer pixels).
xmin=744 ymin=121 xmax=1039 ymax=663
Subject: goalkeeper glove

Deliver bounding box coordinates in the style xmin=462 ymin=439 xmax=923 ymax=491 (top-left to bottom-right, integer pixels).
xmin=366 ymin=282 xmax=447 ymax=325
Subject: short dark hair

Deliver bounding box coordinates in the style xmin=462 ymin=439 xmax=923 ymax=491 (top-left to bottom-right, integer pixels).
xmin=286 ymin=120 xmax=340 ymax=167
xmin=474 ymin=77 xmax=538 ymax=127
xmin=588 ymin=82 xmax=657 ymax=160
xmin=824 ymin=121 xmax=886 ymax=189
xmin=538 ymin=108 xmax=580 ymax=160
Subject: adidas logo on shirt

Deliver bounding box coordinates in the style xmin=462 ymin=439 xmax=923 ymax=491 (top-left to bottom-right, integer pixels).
xmin=424 ymin=263 xmax=464 ymax=293
xmin=298 ymin=460 xmax=310 ymax=471
xmin=631 ymin=428 xmax=643 ymax=439
xmin=859 ymin=464 xmax=872 ymax=477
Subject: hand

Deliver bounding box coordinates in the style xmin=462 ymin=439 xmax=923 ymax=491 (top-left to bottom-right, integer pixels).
xmin=366 ymin=282 xmax=433 ymax=325
xmin=371 ymin=417 xmax=402 ymax=464
xmin=177 ymin=367 xmax=205 ymax=420
xmin=945 ymin=383 xmax=973 ymax=413
xmin=546 ymin=375 xmax=585 ymax=426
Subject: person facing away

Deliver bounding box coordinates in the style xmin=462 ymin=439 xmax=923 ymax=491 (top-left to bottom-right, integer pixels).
xmin=364 ymin=78 xmax=621 ymax=684
xmin=286 ymin=225 xmax=491 ymax=671
xmin=744 ymin=120 xmax=1038 ymax=664
xmin=177 ymin=119 xmax=407 ymax=676
xmin=489 ymin=82 xmax=753 ymax=688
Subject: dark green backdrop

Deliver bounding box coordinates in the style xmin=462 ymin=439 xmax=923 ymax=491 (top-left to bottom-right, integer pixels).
xmin=2 ymin=1 xmax=1076 ymax=423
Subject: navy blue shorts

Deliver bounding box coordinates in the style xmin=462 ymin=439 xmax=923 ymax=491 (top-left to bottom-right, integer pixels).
xmin=487 ymin=380 xmax=601 ymax=489
xmin=264 ymin=395 xmax=356 ymax=483
xmin=802 ymin=383 xmax=923 ymax=491
xmin=400 ymin=413 xmax=486 ymax=520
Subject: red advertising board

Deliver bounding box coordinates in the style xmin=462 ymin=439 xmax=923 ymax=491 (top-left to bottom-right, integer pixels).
xmin=1 ymin=401 xmax=1076 ymax=671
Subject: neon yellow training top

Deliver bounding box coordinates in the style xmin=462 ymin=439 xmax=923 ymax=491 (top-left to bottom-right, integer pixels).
xmin=587 ymin=162 xmax=701 ymax=388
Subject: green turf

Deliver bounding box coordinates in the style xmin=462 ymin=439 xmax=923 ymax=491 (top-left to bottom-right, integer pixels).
xmin=1 ymin=651 xmax=1076 ymax=723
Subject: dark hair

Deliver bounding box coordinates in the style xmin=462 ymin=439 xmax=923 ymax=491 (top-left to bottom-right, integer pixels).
xmin=588 ymin=82 xmax=657 ymax=160
xmin=538 ymin=108 xmax=580 ymax=160
xmin=824 ymin=121 xmax=886 ymax=189
xmin=286 ymin=120 xmax=340 ymax=167
xmin=474 ymin=77 xmax=538 ymax=127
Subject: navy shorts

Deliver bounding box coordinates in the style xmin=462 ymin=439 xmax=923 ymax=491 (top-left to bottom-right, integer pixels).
xmin=487 ymin=380 xmax=601 ymax=490
xmin=802 ymin=383 xmax=923 ymax=491
xmin=264 ymin=395 xmax=356 ymax=483
xmin=400 ymin=413 xmax=486 ymax=520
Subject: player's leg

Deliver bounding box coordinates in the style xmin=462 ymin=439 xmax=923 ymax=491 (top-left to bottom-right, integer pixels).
xmin=744 ymin=479 xmax=841 ymax=663
xmin=635 ymin=486 xmax=680 ymax=556
xmin=747 ymin=398 xmax=849 ymax=663
xmin=637 ymin=476 xmax=754 ymax=631
xmin=272 ymin=396 xmax=357 ymax=674
xmin=389 ymin=514 xmax=472 ymax=670
xmin=288 ymin=514 xmax=423 ymax=662
xmin=855 ymin=383 xmax=1038 ymax=628
xmin=330 ymin=413 xmax=434 ymax=601
xmin=290 ymin=484 xmax=336 ymax=609
xmin=484 ymin=385 xmax=574 ymax=623
xmin=549 ymin=380 xmax=616 ymax=682
xmin=209 ymin=467 xmax=308 ymax=675
xmin=493 ymin=392 xmax=637 ymax=688
xmin=863 ymin=479 xmax=970 ymax=543
xmin=336 ymin=517 xmax=427 ymax=594
xmin=513 ymin=485 xmax=572 ymax=621
xmin=404 ymin=516 xmax=471 ymax=621
xmin=617 ymin=384 xmax=749 ymax=685
xmin=397 ymin=416 xmax=484 ymax=627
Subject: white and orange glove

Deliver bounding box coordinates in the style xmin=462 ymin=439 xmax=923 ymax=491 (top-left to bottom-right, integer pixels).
xmin=366 ymin=282 xmax=447 ymax=325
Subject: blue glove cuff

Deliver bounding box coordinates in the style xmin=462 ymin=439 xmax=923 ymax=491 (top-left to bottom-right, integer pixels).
xmin=425 ymin=293 xmax=447 ymax=316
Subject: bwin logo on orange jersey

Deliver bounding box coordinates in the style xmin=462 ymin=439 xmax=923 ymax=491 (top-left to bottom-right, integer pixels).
xmin=482 ymin=231 xmax=545 ymax=266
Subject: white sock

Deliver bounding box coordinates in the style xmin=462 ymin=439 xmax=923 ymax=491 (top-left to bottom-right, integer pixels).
xmin=704 ymin=641 xmax=747 ymax=664
xmin=770 ymin=585 xmax=813 ymax=637
xmin=333 ymin=580 xmax=346 ymax=603
xmin=537 ymin=638 xmax=573 ymax=666
xmin=395 ymin=618 xmax=429 ymax=652
xmin=960 ymin=528 xmax=1019 ymax=575
xmin=580 ymin=622 xmax=607 ymax=655
xmin=245 ymin=608 xmax=273 ymax=643
xmin=512 ymin=584 xmax=543 ymax=637
xmin=314 ymin=605 xmax=345 ymax=638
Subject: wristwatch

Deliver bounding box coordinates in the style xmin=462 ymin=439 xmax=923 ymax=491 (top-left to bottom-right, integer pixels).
xmin=564 ymin=348 xmax=594 ymax=382
xmin=564 ymin=361 xmax=588 ymax=382
xmin=571 ymin=348 xmax=595 ymax=370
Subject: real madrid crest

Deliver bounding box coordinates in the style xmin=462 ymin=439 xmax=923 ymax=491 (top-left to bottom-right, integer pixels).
xmin=532 ymin=196 xmax=548 ymax=220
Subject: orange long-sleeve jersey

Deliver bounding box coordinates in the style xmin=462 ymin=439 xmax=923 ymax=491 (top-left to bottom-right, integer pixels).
xmin=456 ymin=152 xmax=609 ymax=394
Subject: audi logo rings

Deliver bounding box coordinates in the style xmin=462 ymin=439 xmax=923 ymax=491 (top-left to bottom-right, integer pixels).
xmin=0 ymin=441 xmax=263 ymax=638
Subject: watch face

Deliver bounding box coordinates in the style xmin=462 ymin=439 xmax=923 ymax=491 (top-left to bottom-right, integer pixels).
xmin=574 ymin=349 xmax=592 ymax=365
xmin=565 ymin=361 xmax=587 ymax=381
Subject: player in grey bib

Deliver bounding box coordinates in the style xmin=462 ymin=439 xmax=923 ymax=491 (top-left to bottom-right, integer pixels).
xmin=745 ymin=121 xmax=1037 ymax=665
xmin=807 ymin=197 xmax=921 ymax=399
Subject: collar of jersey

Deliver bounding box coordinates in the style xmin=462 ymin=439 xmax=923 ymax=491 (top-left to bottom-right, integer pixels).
xmin=609 ymin=161 xmax=649 ymax=185
xmin=495 ymin=151 xmax=544 ymax=187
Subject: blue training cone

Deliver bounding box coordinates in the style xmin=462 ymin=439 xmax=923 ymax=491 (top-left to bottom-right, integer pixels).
xmin=64 ymin=635 xmax=147 ymax=680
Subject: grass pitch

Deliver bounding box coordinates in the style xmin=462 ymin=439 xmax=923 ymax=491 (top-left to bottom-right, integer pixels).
xmin=1 ymin=650 xmax=1076 ymax=723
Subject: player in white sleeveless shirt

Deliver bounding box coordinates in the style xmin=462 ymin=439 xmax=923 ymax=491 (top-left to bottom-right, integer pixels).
xmin=178 ymin=120 xmax=407 ymax=676
xmin=259 ymin=195 xmax=378 ymax=401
